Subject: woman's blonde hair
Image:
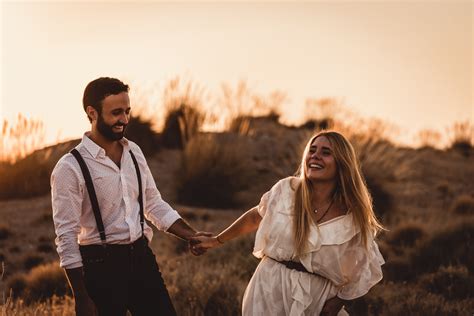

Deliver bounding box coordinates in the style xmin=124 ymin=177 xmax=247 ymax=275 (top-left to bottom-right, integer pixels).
xmin=293 ymin=131 xmax=384 ymax=256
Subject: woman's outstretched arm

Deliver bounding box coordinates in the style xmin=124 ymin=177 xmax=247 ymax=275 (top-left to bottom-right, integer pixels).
xmin=191 ymin=206 xmax=261 ymax=250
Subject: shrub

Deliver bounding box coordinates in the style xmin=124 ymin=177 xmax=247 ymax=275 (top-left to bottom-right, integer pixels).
xmin=160 ymin=78 xmax=207 ymax=149
xmin=162 ymin=104 xmax=205 ymax=149
xmin=411 ymin=220 xmax=474 ymax=275
xmin=22 ymin=262 xmax=70 ymax=303
xmin=125 ymin=114 xmax=160 ymax=156
xmin=176 ymin=133 xmax=254 ymax=208
xmin=204 ymin=283 xmax=240 ymax=316
xmin=382 ymin=256 xmax=415 ymax=282
xmin=386 ymin=223 xmax=427 ymax=248
xmin=37 ymin=243 xmax=54 ymax=253
xmin=364 ymin=175 xmax=392 ymax=221
xmin=382 ymin=286 xmax=470 ymax=315
xmin=6 ymin=273 xmax=28 ymax=298
xmin=9 ymin=246 xmax=20 ymax=253
xmin=447 ymin=121 xmax=473 ymax=156
xmin=419 ymin=265 xmax=474 ymax=300
xmin=450 ymin=194 xmax=474 ymax=215
xmin=0 ymin=225 xmax=12 ymax=240
xmin=0 ymin=139 xmax=79 ymax=200
xmin=23 ymin=255 xmax=44 ymax=270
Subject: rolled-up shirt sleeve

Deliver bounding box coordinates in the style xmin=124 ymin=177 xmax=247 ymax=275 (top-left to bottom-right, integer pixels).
xmin=51 ymin=158 xmax=84 ymax=269
xmin=140 ymin=154 xmax=181 ymax=231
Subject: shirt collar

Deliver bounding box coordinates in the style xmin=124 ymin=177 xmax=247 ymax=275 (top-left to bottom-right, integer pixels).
xmin=82 ymin=133 xmax=130 ymax=159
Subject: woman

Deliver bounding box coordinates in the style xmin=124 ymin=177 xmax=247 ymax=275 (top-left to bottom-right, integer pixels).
xmin=192 ymin=131 xmax=385 ymax=315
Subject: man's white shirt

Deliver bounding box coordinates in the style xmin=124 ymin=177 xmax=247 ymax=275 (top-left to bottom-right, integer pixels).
xmin=51 ymin=134 xmax=181 ymax=269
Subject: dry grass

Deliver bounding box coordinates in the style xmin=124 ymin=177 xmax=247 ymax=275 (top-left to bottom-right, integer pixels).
xmin=1 ymin=90 xmax=473 ymax=314
xmin=0 ymin=114 xmax=46 ymax=163
xmin=450 ymin=194 xmax=474 ymax=215
xmin=447 ymin=121 xmax=473 ymax=156
xmin=160 ymin=77 xmax=207 ymax=149
xmin=415 ymin=128 xmax=442 ymax=148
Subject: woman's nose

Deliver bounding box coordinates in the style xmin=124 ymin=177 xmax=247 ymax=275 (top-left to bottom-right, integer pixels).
xmin=311 ymin=151 xmax=321 ymax=159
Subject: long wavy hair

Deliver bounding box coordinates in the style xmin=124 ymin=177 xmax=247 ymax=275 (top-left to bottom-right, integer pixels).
xmin=293 ymin=131 xmax=384 ymax=256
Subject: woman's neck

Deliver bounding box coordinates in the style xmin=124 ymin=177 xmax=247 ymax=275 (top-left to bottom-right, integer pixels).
xmin=310 ymin=181 xmax=336 ymax=205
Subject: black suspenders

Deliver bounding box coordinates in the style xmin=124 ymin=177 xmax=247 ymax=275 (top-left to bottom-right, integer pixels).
xmin=70 ymin=148 xmax=144 ymax=246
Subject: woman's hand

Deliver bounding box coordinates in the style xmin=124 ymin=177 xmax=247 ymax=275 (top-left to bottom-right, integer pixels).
xmin=189 ymin=235 xmax=221 ymax=252
xmin=321 ymin=296 xmax=346 ymax=316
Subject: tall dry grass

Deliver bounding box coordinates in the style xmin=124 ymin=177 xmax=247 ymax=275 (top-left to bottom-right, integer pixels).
xmin=0 ymin=114 xmax=46 ymax=163
xmin=160 ymin=77 xmax=208 ymax=149
xmin=447 ymin=120 xmax=473 ymax=156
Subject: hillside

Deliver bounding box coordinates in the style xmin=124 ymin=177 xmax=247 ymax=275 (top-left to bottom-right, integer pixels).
xmin=1 ymin=117 xmax=473 ymax=315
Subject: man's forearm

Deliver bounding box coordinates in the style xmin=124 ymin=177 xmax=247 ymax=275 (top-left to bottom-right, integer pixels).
xmin=166 ymin=218 xmax=197 ymax=241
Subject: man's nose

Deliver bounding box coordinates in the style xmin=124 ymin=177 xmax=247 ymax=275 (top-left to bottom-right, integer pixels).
xmin=120 ymin=113 xmax=129 ymax=124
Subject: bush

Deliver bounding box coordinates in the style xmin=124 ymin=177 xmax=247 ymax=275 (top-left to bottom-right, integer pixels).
xmin=125 ymin=114 xmax=160 ymax=156
xmin=450 ymin=194 xmax=474 ymax=215
xmin=23 ymin=262 xmax=70 ymax=303
xmin=160 ymin=78 xmax=207 ymax=149
xmin=0 ymin=225 xmax=12 ymax=240
xmin=176 ymin=133 xmax=254 ymax=208
xmin=364 ymin=175 xmax=392 ymax=221
xmin=37 ymin=243 xmax=54 ymax=253
xmin=6 ymin=273 xmax=28 ymax=298
xmin=386 ymin=223 xmax=427 ymax=248
xmin=0 ymin=139 xmax=79 ymax=200
xmin=23 ymin=255 xmax=44 ymax=270
xmin=204 ymin=283 xmax=240 ymax=316
xmin=161 ymin=104 xmax=205 ymax=149
xmin=447 ymin=121 xmax=473 ymax=156
xmin=411 ymin=220 xmax=474 ymax=275
xmin=382 ymin=256 xmax=415 ymax=282
xmin=419 ymin=265 xmax=474 ymax=300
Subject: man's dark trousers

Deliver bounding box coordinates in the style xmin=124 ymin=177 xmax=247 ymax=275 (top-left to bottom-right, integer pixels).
xmin=80 ymin=237 xmax=176 ymax=316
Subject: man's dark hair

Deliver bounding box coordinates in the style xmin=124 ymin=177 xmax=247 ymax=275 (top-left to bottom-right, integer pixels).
xmin=83 ymin=77 xmax=129 ymax=122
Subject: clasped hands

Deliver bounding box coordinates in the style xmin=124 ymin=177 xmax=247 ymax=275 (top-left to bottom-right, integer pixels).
xmin=188 ymin=232 xmax=222 ymax=256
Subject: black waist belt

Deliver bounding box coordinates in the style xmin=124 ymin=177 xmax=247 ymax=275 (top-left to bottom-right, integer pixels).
xmin=79 ymin=237 xmax=147 ymax=263
xmin=268 ymin=256 xmax=316 ymax=275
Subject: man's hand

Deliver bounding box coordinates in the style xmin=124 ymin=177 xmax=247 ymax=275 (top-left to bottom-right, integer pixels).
xmin=75 ymin=293 xmax=98 ymax=316
xmin=188 ymin=231 xmax=213 ymax=256
xmin=189 ymin=234 xmax=222 ymax=253
xmin=321 ymin=296 xmax=346 ymax=316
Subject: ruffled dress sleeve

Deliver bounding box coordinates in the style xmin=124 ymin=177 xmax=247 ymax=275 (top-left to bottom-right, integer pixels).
xmin=336 ymin=234 xmax=385 ymax=300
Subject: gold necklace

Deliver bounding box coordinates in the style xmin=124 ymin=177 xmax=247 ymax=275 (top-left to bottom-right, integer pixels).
xmin=314 ymin=196 xmax=335 ymax=223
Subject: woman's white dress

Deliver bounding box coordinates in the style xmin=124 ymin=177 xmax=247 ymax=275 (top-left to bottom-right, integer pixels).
xmin=242 ymin=177 xmax=385 ymax=316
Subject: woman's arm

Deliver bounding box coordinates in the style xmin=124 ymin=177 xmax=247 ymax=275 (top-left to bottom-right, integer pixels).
xmin=191 ymin=206 xmax=262 ymax=250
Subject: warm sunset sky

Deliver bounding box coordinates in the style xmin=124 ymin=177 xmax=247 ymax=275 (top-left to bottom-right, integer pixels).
xmin=1 ymin=1 xmax=472 ymax=147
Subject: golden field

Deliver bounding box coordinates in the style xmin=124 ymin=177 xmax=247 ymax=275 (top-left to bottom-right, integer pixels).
xmin=0 ymin=83 xmax=473 ymax=315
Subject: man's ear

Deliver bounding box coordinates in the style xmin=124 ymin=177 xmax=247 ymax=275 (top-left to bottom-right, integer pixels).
xmin=86 ymin=106 xmax=98 ymax=122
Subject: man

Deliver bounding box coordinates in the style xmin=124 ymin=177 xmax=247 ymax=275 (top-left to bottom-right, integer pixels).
xmin=51 ymin=77 xmax=206 ymax=316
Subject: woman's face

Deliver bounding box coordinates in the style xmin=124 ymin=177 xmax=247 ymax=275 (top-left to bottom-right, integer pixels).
xmin=305 ymin=136 xmax=338 ymax=183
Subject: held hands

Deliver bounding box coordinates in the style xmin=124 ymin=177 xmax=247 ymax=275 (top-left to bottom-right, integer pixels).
xmin=189 ymin=234 xmax=222 ymax=254
xmin=188 ymin=231 xmax=214 ymax=256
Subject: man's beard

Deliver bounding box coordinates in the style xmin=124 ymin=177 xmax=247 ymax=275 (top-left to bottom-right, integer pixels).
xmin=97 ymin=114 xmax=127 ymax=141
